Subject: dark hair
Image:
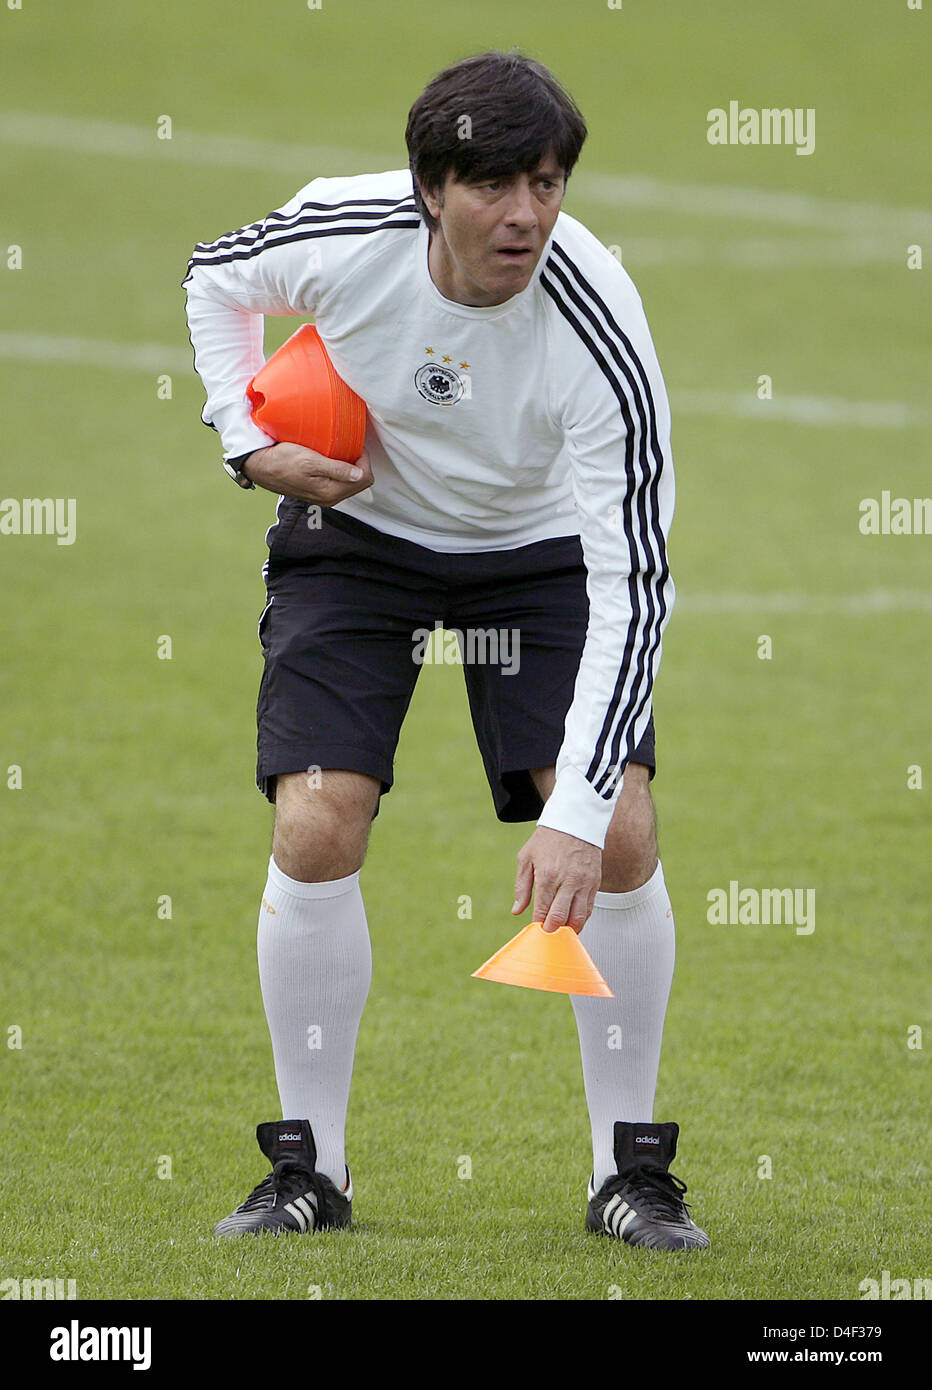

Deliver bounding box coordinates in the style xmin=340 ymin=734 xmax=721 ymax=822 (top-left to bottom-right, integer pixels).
xmin=405 ymin=51 xmax=587 ymax=230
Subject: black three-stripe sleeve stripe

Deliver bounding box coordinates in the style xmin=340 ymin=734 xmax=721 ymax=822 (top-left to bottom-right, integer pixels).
xmin=548 ymin=246 xmax=670 ymax=787
xmin=192 ymin=201 xmax=419 ymax=258
xmin=192 ymin=193 xmax=417 ymax=248
xmin=544 ymin=264 xmax=652 ymax=793
xmin=543 ymin=253 xmax=654 ymax=786
xmin=552 ymin=249 xmax=669 ymax=796
xmin=193 ymin=207 xmax=419 ymax=261
xmin=199 ymin=194 xmax=418 ymax=253
xmin=184 ymin=197 xmax=419 ymax=278
xmin=541 ymin=243 xmax=671 ymax=800
xmin=547 ymin=246 xmax=670 ymax=794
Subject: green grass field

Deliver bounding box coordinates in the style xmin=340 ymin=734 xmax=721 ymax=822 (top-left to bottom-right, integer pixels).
xmin=1 ymin=0 xmax=929 ymax=1305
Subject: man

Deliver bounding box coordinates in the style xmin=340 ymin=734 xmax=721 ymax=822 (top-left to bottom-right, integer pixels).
xmin=183 ymin=50 xmax=709 ymax=1250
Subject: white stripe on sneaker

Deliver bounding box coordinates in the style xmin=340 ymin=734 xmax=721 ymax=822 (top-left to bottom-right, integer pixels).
xmin=294 ymin=1195 xmax=317 ymax=1228
xmin=617 ymin=1207 xmax=638 ymax=1236
xmin=609 ymin=1200 xmax=630 ymax=1236
xmin=603 ymin=1194 xmax=622 ymax=1232
xmin=283 ymin=1201 xmax=307 ymax=1232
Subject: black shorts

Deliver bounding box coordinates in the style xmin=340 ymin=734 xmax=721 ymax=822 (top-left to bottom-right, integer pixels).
xmin=256 ymin=500 xmax=656 ymax=822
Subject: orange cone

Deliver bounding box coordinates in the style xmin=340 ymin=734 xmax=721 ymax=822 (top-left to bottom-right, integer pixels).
xmin=472 ymin=923 xmax=613 ymax=997
xmin=246 ymin=324 xmax=367 ymax=463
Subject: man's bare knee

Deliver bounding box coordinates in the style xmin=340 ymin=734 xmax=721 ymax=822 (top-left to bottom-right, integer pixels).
xmin=272 ymin=769 xmax=381 ymax=882
xmin=601 ymin=764 xmax=658 ymax=892
xmin=529 ymin=764 xmax=556 ymax=801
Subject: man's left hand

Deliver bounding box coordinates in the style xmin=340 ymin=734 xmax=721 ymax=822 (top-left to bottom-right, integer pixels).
xmin=512 ymin=826 xmax=602 ymax=934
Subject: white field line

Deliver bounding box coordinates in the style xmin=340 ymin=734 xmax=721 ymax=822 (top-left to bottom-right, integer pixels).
xmin=616 ymin=235 xmax=902 ymax=268
xmin=2 ymin=109 xmax=930 ymax=240
xmin=673 ymin=390 xmax=932 ymax=430
xmin=1 ymin=332 xmax=929 ymax=432
xmin=677 ymin=590 xmax=932 ymax=616
xmin=0 ymin=332 xmax=193 ymax=374
xmin=577 ymin=170 xmax=932 ymax=239
xmin=0 ymin=110 xmax=380 ymax=179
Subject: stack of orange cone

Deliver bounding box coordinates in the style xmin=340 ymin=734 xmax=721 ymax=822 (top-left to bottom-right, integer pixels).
xmin=472 ymin=923 xmax=613 ymax=997
xmin=246 ymin=324 xmax=367 ymax=463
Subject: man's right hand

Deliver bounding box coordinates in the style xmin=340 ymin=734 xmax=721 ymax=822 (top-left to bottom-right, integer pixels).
xmin=241 ymin=441 xmax=374 ymax=507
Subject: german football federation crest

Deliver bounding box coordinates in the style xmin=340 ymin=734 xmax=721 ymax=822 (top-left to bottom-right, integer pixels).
xmin=414 ymin=349 xmax=471 ymax=405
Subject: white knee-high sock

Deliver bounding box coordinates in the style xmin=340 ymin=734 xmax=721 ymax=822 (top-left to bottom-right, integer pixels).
xmin=256 ymin=855 xmax=372 ymax=1187
xmin=571 ymin=860 xmax=676 ymax=1189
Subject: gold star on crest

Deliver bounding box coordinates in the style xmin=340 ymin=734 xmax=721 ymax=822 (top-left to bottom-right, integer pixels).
xmin=442 ymin=355 xmax=452 ymax=363
xmin=460 ymin=361 xmax=470 ymax=370
xmin=425 ymin=347 xmax=435 ymax=355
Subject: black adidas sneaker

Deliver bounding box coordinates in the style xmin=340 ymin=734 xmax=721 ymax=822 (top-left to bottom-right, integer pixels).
xmin=586 ymin=1121 xmax=710 ymax=1250
xmin=213 ymin=1119 xmax=352 ymax=1238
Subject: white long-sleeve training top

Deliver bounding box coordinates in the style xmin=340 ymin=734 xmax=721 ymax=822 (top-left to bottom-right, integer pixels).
xmin=183 ymin=169 xmax=675 ymax=849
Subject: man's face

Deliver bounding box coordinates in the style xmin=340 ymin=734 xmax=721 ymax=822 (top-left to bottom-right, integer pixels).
xmin=421 ymin=154 xmax=565 ymax=308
